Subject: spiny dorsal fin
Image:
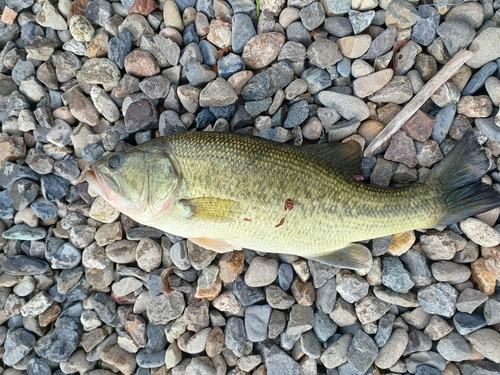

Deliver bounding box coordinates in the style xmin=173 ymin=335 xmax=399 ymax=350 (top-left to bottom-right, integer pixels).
xmin=180 ymin=197 xmax=242 ymax=222
xmin=309 ymin=243 xmax=373 ymax=272
xmin=303 ymin=141 xmax=362 ymax=176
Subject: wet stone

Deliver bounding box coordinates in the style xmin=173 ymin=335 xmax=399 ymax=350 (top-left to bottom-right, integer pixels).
xmin=417 ymin=282 xmax=458 ymax=317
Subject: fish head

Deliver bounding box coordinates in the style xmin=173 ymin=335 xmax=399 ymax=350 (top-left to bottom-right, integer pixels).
xmin=85 ymin=146 xmax=181 ymax=224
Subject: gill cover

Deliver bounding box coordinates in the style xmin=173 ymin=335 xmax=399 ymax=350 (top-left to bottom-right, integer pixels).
xmin=86 ymin=145 xmax=182 ymax=223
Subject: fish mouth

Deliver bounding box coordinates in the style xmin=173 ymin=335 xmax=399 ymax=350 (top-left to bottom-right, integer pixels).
xmin=84 ymin=164 xmax=119 ymax=199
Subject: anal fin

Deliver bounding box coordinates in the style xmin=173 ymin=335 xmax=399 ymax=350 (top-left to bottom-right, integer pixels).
xmin=309 ymin=243 xmax=373 ymax=272
xmin=188 ymin=237 xmax=242 ymax=253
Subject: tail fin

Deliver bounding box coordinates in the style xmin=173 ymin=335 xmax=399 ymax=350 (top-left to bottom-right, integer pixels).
xmin=423 ymin=132 xmax=500 ymax=226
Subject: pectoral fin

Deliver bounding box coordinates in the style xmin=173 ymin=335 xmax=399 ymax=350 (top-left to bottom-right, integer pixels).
xmin=309 ymin=243 xmax=373 ymax=271
xmin=180 ymin=197 xmax=242 ymax=222
xmin=188 ymin=237 xmax=242 ymax=253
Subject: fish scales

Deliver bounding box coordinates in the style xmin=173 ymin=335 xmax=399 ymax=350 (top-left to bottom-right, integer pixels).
xmin=85 ymin=131 xmax=500 ymax=270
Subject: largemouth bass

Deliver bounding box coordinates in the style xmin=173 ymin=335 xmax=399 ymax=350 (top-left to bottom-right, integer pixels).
xmin=85 ymin=131 xmax=500 ymax=271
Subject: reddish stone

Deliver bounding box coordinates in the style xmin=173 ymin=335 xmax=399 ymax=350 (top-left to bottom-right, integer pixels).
xmin=0 ymin=136 xmax=26 ymax=167
xmin=129 ymin=0 xmax=159 ymax=16
xmin=402 ymin=110 xmax=434 ymax=142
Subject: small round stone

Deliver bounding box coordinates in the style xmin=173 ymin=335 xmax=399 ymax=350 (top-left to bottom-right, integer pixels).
xmin=244 ymin=256 xmax=278 ymax=287
xmin=460 ymin=218 xmax=500 ymax=247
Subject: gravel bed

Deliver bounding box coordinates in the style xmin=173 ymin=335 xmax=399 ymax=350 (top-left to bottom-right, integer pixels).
xmin=1 ymin=0 xmax=500 ymax=374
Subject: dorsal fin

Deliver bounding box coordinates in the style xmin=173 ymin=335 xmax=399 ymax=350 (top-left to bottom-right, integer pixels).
xmin=303 ymin=140 xmax=362 ymax=176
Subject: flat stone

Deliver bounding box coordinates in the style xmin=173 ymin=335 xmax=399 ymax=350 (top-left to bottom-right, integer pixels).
xmin=146 ymin=291 xmax=185 ymax=324
xmin=347 ymin=330 xmax=378 ymax=374
xmin=242 ymin=32 xmax=286 ymax=69
xmin=467 ymin=328 xmax=500 ymax=363
xmin=467 ymin=27 xmax=500 ymax=69
xmin=417 ymin=282 xmax=458 ymax=317
xmin=353 ymin=68 xmax=393 ymax=98
xmin=318 ymin=91 xmax=369 ymax=121
xmin=384 ymin=131 xmax=417 ymax=168
xmin=460 ymin=218 xmax=500 ymax=247
xmin=337 ymin=34 xmax=372 ymax=59
xmin=436 ymin=332 xmax=472 ymax=362
xmin=375 ymin=328 xmax=408 ymax=369
xmin=244 ymin=256 xmax=278 ymax=287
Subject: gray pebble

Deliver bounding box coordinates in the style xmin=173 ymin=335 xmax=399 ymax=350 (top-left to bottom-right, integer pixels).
xmin=265 ymin=285 xmax=295 ymax=309
xmin=266 ymin=345 xmax=301 ymax=375
xmin=2 ymin=224 xmax=46 ymax=240
xmin=382 ymin=256 xmax=414 ymax=293
xmin=436 ymin=332 xmax=472 ymax=361
xmin=233 ymin=279 xmax=266 ymax=306
xmin=232 ymin=13 xmax=256 ymax=54
xmin=374 ymin=313 xmax=395 ymax=347
xmin=484 ymin=293 xmax=500 ymax=325
xmin=245 ymin=305 xmax=272 ymax=342
xmin=462 ymin=61 xmax=497 ymax=96
xmin=405 ymin=351 xmax=446 ymax=373
xmin=301 ymin=67 xmax=332 ymax=94
xmin=411 ymin=5 xmax=440 ymax=47
xmin=417 ymin=282 xmax=458 ymax=317
xmin=4 ymin=328 xmax=36 ymax=366
xmin=300 ymin=2 xmax=325 ymax=30
xmin=300 ymin=330 xmax=322 ymax=359
xmin=313 ymin=310 xmax=337 ymax=343
xmin=404 ymin=330 xmax=432 ymax=355
xmin=348 ymin=10 xmax=374 ymax=35
xmin=354 ymin=294 xmax=391 ymax=325
xmin=268 ymin=309 xmax=287 ymax=339
xmin=456 ymin=287 xmax=488 ymax=313
xmin=347 ymin=330 xmax=378 ymax=374
xmin=284 ymin=99 xmax=309 ymax=128
xmin=170 ymin=241 xmax=191 ymax=270
xmin=225 ymin=317 xmax=246 ymax=355
xmin=316 ymin=277 xmax=337 ymax=314
xmin=436 ymin=21 xmax=475 ymax=56
xmin=35 ymin=327 xmax=79 ymax=362
xmin=453 ymin=311 xmax=487 ymax=335
xmin=146 ymin=291 xmax=185 ymax=325
xmin=278 ymin=263 xmax=293 ymax=290
xmin=287 ymin=304 xmax=314 ymax=336
xmin=336 ymin=271 xmax=369 ymax=303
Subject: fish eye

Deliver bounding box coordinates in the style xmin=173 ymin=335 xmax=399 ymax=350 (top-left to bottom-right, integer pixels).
xmin=107 ymin=154 xmax=122 ymax=171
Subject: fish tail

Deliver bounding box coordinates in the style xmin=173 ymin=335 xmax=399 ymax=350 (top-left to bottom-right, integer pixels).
xmin=424 ymin=132 xmax=500 ymax=226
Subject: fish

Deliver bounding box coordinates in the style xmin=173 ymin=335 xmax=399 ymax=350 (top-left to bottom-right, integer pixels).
xmin=84 ymin=131 xmax=500 ymax=271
